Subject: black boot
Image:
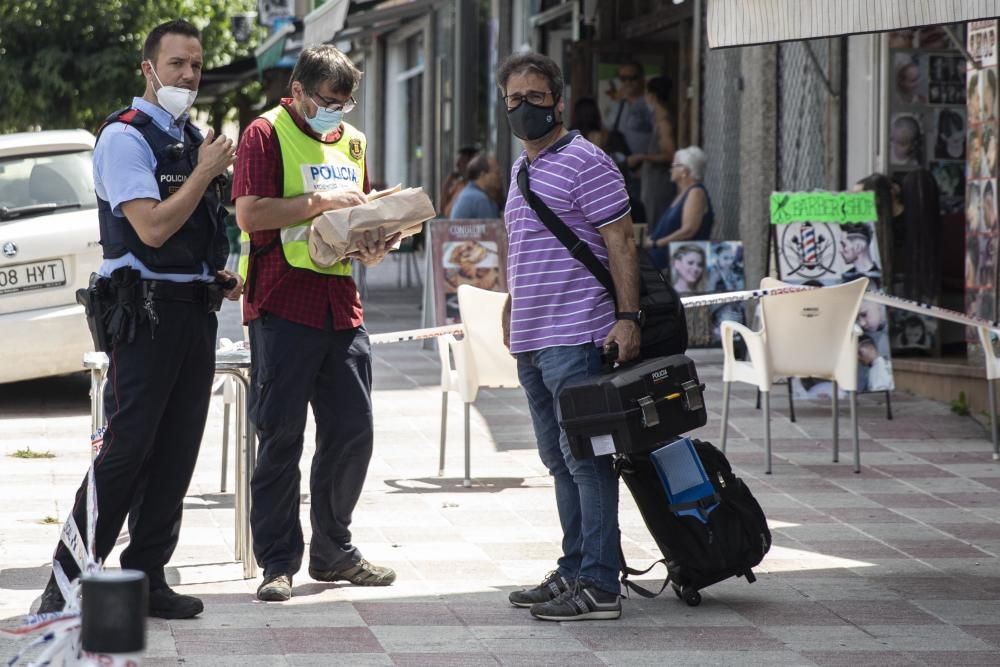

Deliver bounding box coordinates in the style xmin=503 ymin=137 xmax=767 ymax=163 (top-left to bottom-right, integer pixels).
xmin=149 ymin=586 xmax=203 ymax=619
xmin=35 ymin=575 xmax=65 ymax=615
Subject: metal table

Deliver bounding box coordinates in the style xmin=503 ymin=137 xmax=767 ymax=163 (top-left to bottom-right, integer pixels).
xmin=84 ymin=348 xmax=258 ymax=579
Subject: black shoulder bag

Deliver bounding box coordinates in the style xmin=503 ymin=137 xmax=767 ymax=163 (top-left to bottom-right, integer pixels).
xmin=515 ymin=163 xmax=687 ymax=359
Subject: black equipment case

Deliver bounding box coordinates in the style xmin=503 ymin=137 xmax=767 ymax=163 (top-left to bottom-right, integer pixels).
xmin=558 ymin=354 xmax=707 ymax=460
xmin=617 ymin=438 xmax=772 ymax=606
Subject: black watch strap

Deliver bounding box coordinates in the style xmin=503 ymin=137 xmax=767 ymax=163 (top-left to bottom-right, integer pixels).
xmin=616 ymin=310 xmax=643 ymax=323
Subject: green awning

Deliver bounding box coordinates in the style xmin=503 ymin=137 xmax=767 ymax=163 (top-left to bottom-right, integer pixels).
xmin=255 ymin=23 xmax=296 ymax=76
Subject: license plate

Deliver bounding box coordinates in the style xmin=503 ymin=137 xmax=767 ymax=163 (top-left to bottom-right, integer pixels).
xmin=0 ymin=259 xmax=66 ymax=295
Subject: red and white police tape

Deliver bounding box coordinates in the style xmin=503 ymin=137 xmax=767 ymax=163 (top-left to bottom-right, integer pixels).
xmin=3 ymin=430 xmax=104 ymax=666
xmin=368 ymin=285 xmax=1000 ymax=345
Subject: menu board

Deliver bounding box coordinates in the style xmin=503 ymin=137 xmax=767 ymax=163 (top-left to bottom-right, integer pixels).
xmin=427 ymin=218 xmax=508 ymax=325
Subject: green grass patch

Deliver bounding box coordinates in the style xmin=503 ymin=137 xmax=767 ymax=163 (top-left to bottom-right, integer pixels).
xmin=9 ymin=447 xmax=55 ymax=459
xmin=950 ymin=391 xmax=971 ymax=417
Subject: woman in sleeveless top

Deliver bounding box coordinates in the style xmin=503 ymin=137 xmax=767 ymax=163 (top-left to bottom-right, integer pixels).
xmin=644 ymin=146 xmax=714 ymax=271
xmin=632 ymin=76 xmax=677 ymax=226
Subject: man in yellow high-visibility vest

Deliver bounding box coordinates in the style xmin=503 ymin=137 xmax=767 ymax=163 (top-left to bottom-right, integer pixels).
xmin=232 ymin=44 xmax=399 ymax=603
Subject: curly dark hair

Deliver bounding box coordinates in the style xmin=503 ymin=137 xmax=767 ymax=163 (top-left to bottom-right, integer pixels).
xmin=496 ymin=52 xmax=564 ymax=100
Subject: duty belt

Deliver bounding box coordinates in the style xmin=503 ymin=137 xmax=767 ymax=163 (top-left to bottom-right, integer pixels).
xmin=141 ymin=279 xmax=224 ymax=311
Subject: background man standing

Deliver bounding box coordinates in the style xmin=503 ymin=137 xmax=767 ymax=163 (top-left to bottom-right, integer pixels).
xmin=609 ymin=61 xmax=653 ymax=221
xmin=233 ymin=45 xmax=398 ymax=603
xmin=37 ymin=19 xmax=241 ymax=620
xmin=449 ymin=154 xmax=501 ymax=219
xmin=498 ymin=52 xmax=640 ymax=622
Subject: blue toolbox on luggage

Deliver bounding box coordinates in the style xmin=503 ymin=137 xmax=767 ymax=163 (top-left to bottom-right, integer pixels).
xmin=649 ymin=437 xmax=720 ymax=522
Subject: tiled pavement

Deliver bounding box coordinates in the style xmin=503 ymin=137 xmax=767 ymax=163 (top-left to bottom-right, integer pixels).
xmin=3 ymin=261 xmax=1000 ymax=665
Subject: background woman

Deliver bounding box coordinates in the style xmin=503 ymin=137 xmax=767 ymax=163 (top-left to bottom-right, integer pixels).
xmin=857 ymin=173 xmax=902 ymax=290
xmin=571 ymin=96 xmax=645 ymax=222
xmin=671 ymin=244 xmax=706 ymax=294
xmin=644 ymin=146 xmax=714 ymax=270
xmin=900 ymin=170 xmax=943 ymax=304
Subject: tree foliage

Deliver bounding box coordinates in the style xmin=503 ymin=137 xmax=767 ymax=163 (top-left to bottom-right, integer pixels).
xmin=0 ymin=0 xmax=262 ymax=133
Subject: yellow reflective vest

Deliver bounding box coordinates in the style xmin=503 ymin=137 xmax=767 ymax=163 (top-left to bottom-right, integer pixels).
xmin=238 ymin=105 xmax=366 ymax=279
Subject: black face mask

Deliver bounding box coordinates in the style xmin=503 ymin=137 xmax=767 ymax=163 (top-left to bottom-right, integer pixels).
xmin=506 ymin=100 xmax=561 ymax=141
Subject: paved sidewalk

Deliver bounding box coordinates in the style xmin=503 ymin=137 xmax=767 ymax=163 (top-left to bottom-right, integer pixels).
xmin=3 ymin=261 xmax=1000 ymax=665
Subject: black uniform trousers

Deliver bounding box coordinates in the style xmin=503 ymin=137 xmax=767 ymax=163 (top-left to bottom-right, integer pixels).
xmin=248 ymin=313 xmax=374 ymax=579
xmin=53 ymin=300 xmax=217 ymax=591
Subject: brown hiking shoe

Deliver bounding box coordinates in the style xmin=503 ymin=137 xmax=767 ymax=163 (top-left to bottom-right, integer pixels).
xmin=309 ymin=559 xmax=396 ymax=586
xmin=256 ymin=574 xmax=293 ymax=602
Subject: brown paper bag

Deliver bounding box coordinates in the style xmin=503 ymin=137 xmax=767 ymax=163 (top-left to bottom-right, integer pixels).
xmin=308 ymin=186 xmax=436 ymax=266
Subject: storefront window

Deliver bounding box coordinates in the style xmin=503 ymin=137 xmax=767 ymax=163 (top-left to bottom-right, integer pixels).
xmin=885 ymin=25 xmax=968 ymax=356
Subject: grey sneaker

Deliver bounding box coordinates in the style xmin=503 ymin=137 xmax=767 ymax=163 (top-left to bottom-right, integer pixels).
xmin=309 ymin=559 xmax=396 ymax=586
xmin=257 ymin=574 xmax=292 ymax=602
xmin=529 ymin=581 xmax=622 ymax=621
xmin=508 ymin=570 xmax=573 ymax=608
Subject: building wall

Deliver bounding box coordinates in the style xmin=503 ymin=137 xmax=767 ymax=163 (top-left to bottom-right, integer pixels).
xmin=701 ymin=44 xmax=743 ymax=241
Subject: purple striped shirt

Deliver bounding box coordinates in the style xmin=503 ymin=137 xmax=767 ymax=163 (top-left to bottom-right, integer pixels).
xmin=504 ymin=131 xmax=631 ymax=354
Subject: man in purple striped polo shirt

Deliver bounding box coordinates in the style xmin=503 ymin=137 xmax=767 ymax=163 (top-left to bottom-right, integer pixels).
xmin=499 ymin=52 xmax=641 ymax=622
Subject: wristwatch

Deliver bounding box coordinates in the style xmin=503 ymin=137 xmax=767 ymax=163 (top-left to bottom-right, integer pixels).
xmin=615 ymin=310 xmax=645 ymax=325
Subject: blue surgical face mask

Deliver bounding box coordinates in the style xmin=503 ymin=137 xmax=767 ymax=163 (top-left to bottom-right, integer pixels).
xmin=306 ymin=96 xmax=344 ymax=134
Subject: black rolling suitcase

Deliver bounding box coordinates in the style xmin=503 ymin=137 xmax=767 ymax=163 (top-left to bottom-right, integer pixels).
xmin=617 ymin=437 xmax=771 ymax=606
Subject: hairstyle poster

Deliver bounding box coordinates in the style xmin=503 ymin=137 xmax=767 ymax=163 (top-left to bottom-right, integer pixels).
xmin=428 ymin=218 xmax=508 ymax=325
xmin=929 ymin=55 xmax=968 ymax=105
xmin=668 ymin=240 xmax=746 ymax=347
xmin=771 ymin=191 xmax=894 ymax=395
xmin=889 ymin=309 xmax=938 ymax=354
xmin=967 ymin=21 xmax=1000 ymax=337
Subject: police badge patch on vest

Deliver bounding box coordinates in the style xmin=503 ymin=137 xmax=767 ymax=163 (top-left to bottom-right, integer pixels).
xmin=349 ymin=138 xmax=363 ymax=160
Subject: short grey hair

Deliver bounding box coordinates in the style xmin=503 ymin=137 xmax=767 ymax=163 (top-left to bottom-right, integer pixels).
xmin=674 ymin=146 xmax=707 ymax=181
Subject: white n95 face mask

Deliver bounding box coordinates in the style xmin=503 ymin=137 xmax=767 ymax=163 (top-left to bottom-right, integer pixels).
xmin=147 ymin=62 xmax=198 ymax=120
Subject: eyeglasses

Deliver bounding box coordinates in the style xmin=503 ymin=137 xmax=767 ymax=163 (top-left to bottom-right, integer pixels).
xmin=503 ymin=90 xmax=552 ymax=109
xmin=310 ymin=92 xmax=357 ymax=113
xmin=618 ymin=74 xmax=640 ymax=82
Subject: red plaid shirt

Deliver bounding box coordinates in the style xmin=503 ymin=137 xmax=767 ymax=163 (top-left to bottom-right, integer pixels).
xmin=232 ymin=98 xmax=370 ymax=329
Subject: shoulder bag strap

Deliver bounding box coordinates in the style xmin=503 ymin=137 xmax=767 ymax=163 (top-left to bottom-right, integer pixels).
xmin=515 ymin=163 xmax=618 ymax=306
xmin=613 ymin=100 xmax=625 ymax=130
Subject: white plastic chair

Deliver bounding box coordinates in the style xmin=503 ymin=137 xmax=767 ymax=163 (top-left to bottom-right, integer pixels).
xmin=977 ymin=327 xmax=1000 ymax=460
xmin=720 ymin=277 xmax=868 ymax=473
xmin=436 ymin=284 xmax=520 ymax=486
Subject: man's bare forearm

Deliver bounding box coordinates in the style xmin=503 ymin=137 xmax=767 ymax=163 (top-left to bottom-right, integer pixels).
xmin=603 ymin=218 xmax=640 ymax=312
xmin=123 ymin=169 xmax=215 ymax=248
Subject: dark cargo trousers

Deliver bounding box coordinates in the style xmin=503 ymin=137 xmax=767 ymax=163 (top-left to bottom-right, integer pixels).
xmin=53 ymin=301 xmax=217 ymax=590
xmin=247 ymin=313 xmax=374 ymax=578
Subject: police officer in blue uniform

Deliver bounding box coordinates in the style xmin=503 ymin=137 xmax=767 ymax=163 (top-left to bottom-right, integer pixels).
xmin=36 ymin=19 xmax=241 ymax=619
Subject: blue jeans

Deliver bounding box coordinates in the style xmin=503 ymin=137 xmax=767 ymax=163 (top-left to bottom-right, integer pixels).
xmin=516 ymin=344 xmax=620 ymax=593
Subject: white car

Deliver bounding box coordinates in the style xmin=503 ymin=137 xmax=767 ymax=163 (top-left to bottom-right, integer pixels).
xmin=0 ymin=130 xmax=102 ymax=384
